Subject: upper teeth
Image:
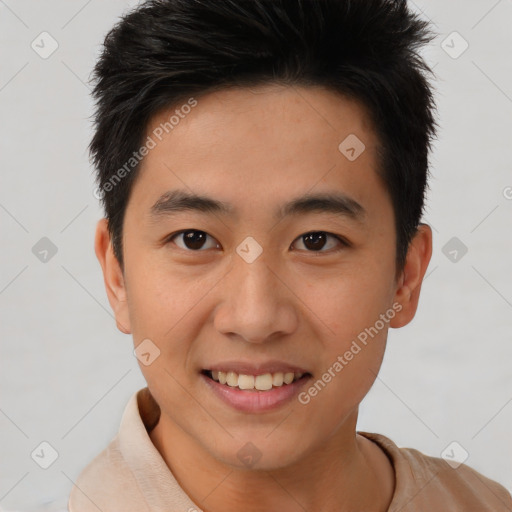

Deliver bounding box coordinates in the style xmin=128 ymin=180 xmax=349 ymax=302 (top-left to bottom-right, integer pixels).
xmin=210 ymin=370 xmax=304 ymax=391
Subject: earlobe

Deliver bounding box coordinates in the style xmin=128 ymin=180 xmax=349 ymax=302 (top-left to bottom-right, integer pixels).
xmin=389 ymin=224 xmax=432 ymax=329
xmin=94 ymin=218 xmax=132 ymax=334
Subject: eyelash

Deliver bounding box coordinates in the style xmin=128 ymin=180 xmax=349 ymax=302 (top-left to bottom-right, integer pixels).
xmin=164 ymin=230 xmax=349 ymax=254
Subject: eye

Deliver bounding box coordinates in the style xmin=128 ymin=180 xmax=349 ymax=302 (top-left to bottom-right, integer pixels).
xmin=291 ymin=231 xmax=348 ymax=253
xmin=165 ymin=229 xmax=348 ymax=253
xmin=166 ymin=230 xmax=220 ymax=251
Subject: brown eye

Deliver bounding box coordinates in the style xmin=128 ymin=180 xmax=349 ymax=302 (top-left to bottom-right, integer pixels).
xmin=291 ymin=232 xmax=347 ymax=253
xmin=167 ymin=230 xmax=220 ymax=251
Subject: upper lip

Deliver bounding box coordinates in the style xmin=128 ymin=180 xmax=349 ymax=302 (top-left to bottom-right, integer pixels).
xmin=203 ymin=360 xmax=311 ymax=376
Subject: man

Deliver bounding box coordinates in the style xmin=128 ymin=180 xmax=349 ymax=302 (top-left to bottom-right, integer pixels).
xmin=69 ymin=0 xmax=512 ymax=510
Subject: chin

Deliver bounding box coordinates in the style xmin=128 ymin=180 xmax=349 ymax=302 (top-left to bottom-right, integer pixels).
xmin=203 ymin=433 xmax=310 ymax=472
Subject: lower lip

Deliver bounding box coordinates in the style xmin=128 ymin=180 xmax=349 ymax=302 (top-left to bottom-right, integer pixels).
xmin=200 ymin=373 xmax=311 ymax=413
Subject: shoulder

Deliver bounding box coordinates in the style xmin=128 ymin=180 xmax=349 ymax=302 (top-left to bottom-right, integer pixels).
xmin=399 ymin=444 xmax=512 ymax=509
xmin=67 ymin=387 xmax=192 ymax=511
xmin=67 ymin=389 xmax=152 ymax=512
xmin=67 ymin=436 xmax=146 ymax=512
xmin=359 ymin=432 xmax=512 ymax=512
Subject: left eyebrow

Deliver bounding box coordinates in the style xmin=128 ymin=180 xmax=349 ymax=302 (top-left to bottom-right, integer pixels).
xmin=278 ymin=192 xmax=366 ymax=224
xmin=149 ymin=189 xmax=366 ymax=224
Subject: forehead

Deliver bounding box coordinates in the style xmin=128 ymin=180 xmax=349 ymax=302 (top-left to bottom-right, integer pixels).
xmin=130 ymin=84 xmax=385 ymax=220
xmin=146 ymin=83 xmax=378 ymax=150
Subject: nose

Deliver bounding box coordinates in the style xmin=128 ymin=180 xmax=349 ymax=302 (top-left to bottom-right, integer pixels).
xmin=213 ymin=253 xmax=298 ymax=344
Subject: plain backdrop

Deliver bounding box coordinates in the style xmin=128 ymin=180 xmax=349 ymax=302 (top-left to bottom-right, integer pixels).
xmin=1 ymin=0 xmax=511 ymax=510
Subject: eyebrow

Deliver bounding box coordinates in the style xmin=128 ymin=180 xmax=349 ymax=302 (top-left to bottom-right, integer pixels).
xmin=149 ymin=189 xmax=366 ymax=224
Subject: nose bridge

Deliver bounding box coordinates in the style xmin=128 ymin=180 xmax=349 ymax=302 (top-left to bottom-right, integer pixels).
xmin=237 ymin=254 xmax=279 ymax=306
xmin=214 ymin=249 xmax=297 ymax=343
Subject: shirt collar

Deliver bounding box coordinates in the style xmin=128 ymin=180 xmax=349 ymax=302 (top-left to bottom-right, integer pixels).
xmin=117 ymin=387 xmax=201 ymax=510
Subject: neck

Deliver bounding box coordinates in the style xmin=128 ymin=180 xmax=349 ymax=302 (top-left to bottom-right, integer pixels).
xmin=149 ymin=410 xmax=395 ymax=512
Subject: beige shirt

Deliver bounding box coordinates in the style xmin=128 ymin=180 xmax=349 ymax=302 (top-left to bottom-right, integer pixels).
xmin=68 ymin=387 xmax=512 ymax=512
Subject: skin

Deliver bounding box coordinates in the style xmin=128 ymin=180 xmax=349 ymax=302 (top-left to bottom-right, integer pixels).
xmin=95 ymin=83 xmax=432 ymax=512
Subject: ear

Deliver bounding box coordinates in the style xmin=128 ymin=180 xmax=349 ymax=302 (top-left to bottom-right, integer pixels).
xmin=389 ymin=223 xmax=433 ymax=328
xmin=94 ymin=218 xmax=132 ymax=334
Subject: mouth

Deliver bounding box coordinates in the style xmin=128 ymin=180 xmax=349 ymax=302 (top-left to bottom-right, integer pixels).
xmin=201 ymin=369 xmax=311 ymax=392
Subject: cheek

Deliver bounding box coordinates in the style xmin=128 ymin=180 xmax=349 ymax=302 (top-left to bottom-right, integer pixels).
xmin=124 ymin=258 xmax=188 ymax=329
xmin=302 ymin=318 xmax=388 ymax=417
xmin=304 ymin=266 xmax=394 ymax=344
xmin=301 ymin=263 xmax=393 ymax=401
xmin=124 ymin=261 xmax=221 ymax=360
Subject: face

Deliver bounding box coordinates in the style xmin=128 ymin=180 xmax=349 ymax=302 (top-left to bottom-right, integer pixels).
xmin=97 ymin=83 xmax=430 ymax=471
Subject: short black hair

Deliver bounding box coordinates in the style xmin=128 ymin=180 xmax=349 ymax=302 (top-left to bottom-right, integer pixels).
xmin=90 ymin=0 xmax=438 ymax=275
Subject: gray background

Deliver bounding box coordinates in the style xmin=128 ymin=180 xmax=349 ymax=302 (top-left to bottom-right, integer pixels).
xmin=1 ymin=0 xmax=511 ymax=510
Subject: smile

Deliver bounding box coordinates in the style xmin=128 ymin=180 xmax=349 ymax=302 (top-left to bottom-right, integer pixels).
xmin=200 ymin=367 xmax=312 ymax=413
